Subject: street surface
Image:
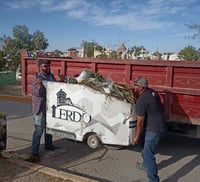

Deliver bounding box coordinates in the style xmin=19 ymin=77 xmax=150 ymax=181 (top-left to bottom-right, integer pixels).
xmin=0 ymin=98 xmax=200 ymax=182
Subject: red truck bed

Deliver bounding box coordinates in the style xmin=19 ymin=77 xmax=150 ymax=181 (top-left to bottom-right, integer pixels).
xmin=20 ymin=50 xmax=200 ymax=126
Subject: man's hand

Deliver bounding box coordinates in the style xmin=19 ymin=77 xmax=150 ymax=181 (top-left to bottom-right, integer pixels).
xmin=133 ymin=136 xmax=139 ymax=145
xmin=35 ymin=77 xmax=42 ymax=85
xmin=132 ymin=115 xmax=144 ymax=145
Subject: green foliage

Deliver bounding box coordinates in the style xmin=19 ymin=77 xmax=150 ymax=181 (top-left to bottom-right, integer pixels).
xmin=82 ymin=40 xmax=104 ymax=58
xmin=178 ymin=45 xmax=200 ymax=61
xmin=0 ymin=51 xmax=6 ymax=72
xmin=0 ymin=25 xmax=49 ymax=71
xmin=32 ymin=31 xmax=49 ymax=51
xmin=13 ymin=25 xmax=32 ymax=50
xmin=129 ymin=46 xmax=146 ymax=57
xmin=84 ymin=41 xmax=96 ymax=57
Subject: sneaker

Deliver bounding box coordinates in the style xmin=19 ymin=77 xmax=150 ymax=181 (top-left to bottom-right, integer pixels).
xmin=136 ymin=162 xmax=147 ymax=172
xmin=26 ymin=154 xmax=40 ymax=163
xmin=45 ymin=145 xmax=59 ymax=151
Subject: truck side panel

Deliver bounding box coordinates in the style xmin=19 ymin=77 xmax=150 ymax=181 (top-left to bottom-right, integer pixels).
xmin=20 ymin=50 xmax=200 ymax=126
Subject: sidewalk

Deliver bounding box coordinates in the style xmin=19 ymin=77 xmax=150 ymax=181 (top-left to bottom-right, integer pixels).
xmin=0 ymin=157 xmax=97 ymax=182
xmin=0 ymin=81 xmax=97 ymax=182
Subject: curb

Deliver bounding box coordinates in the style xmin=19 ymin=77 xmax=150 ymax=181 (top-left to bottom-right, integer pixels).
xmin=4 ymin=158 xmax=98 ymax=182
xmin=0 ymin=95 xmax=32 ymax=103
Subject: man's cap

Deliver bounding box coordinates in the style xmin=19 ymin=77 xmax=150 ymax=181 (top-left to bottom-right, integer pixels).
xmin=38 ymin=60 xmax=50 ymax=66
xmin=134 ymin=76 xmax=148 ymax=87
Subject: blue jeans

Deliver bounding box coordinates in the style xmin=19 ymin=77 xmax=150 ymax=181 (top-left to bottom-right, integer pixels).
xmin=31 ymin=114 xmax=52 ymax=155
xmin=140 ymin=130 xmax=165 ymax=182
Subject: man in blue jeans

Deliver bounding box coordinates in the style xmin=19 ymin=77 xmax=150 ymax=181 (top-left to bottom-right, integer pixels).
xmin=29 ymin=60 xmax=58 ymax=162
xmin=132 ymin=76 xmax=167 ymax=182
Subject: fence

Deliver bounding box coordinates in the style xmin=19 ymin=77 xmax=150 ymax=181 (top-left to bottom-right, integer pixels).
xmin=0 ymin=71 xmax=16 ymax=86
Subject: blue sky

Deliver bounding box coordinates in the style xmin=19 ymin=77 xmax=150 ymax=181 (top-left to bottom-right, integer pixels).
xmin=0 ymin=0 xmax=199 ymax=53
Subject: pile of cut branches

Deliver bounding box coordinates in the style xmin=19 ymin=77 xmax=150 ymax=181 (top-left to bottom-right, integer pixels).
xmin=66 ymin=69 xmax=135 ymax=103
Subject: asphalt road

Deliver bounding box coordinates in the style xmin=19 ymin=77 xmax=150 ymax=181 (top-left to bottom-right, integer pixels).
xmin=0 ymin=98 xmax=200 ymax=182
xmin=0 ymin=98 xmax=32 ymax=119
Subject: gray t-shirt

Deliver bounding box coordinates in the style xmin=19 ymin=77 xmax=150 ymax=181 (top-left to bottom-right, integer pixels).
xmin=136 ymin=88 xmax=167 ymax=133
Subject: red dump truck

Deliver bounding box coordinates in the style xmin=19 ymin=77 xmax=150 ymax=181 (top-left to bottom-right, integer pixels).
xmin=20 ymin=50 xmax=200 ymax=139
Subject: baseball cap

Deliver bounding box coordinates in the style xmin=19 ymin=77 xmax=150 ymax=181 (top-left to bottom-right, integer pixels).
xmin=134 ymin=76 xmax=148 ymax=87
xmin=38 ymin=60 xmax=50 ymax=67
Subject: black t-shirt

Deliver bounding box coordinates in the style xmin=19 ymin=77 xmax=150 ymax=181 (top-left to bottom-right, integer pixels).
xmin=136 ymin=88 xmax=167 ymax=133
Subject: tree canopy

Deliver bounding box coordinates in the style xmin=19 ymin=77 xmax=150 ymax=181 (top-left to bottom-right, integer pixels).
xmin=0 ymin=25 xmax=48 ymax=71
xmin=185 ymin=23 xmax=200 ymax=40
xmin=81 ymin=40 xmax=104 ymax=58
xmin=32 ymin=30 xmax=49 ymax=51
xmin=178 ymin=45 xmax=200 ymax=61
xmin=129 ymin=46 xmax=146 ymax=57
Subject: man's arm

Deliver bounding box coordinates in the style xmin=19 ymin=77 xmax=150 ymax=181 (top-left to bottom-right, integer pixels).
xmin=133 ymin=115 xmax=144 ymax=145
xmin=32 ymin=77 xmax=42 ymax=96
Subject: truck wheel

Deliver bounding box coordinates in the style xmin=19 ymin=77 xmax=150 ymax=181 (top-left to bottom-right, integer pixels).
xmin=87 ymin=134 xmax=100 ymax=149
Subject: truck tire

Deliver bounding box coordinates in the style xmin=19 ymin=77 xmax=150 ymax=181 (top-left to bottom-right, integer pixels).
xmin=87 ymin=134 xmax=100 ymax=149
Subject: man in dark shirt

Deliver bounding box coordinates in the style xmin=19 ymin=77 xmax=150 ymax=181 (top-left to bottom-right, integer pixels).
xmin=132 ymin=76 xmax=167 ymax=182
xmin=29 ymin=60 xmax=58 ymax=162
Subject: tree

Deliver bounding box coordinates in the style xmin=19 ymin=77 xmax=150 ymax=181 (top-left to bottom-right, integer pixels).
xmin=2 ymin=35 xmax=21 ymax=55
xmin=185 ymin=23 xmax=200 ymax=40
xmin=13 ymin=25 xmax=32 ymax=50
xmin=0 ymin=25 xmax=49 ymax=71
xmin=84 ymin=41 xmax=96 ymax=58
xmin=129 ymin=46 xmax=146 ymax=57
xmin=178 ymin=45 xmax=199 ymax=61
xmin=1 ymin=35 xmax=20 ymax=71
xmin=82 ymin=40 xmax=103 ymax=58
xmin=32 ymin=31 xmax=49 ymax=51
xmin=0 ymin=50 xmax=6 ymax=71
xmin=0 ymin=38 xmax=3 ymax=49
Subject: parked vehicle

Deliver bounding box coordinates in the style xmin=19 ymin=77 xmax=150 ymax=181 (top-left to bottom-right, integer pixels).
xmin=20 ymin=50 xmax=200 ymax=139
